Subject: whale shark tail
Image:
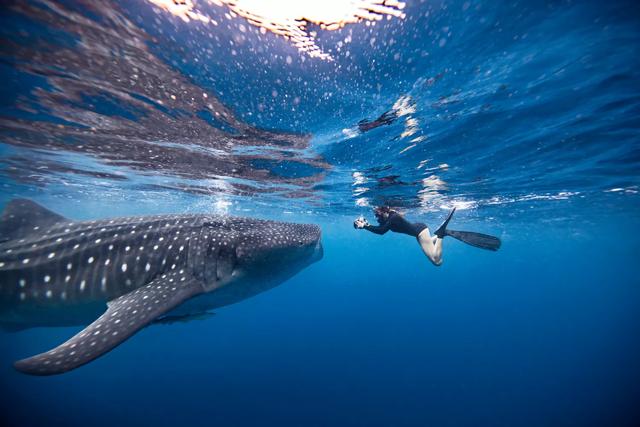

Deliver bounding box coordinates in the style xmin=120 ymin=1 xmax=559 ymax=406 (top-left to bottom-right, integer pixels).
xmin=0 ymin=199 xmax=67 ymax=243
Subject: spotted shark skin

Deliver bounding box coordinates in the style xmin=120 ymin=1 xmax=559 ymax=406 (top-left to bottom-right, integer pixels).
xmin=0 ymin=199 xmax=323 ymax=375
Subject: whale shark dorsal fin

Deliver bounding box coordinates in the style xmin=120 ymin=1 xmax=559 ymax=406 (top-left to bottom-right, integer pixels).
xmin=14 ymin=271 xmax=204 ymax=376
xmin=0 ymin=199 xmax=68 ymax=242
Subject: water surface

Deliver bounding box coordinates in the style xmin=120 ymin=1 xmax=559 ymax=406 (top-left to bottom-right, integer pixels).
xmin=1 ymin=1 xmax=639 ymax=426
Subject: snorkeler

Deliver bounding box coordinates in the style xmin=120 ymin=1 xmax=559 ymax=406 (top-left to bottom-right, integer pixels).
xmin=357 ymin=110 xmax=398 ymax=133
xmin=354 ymin=206 xmax=501 ymax=266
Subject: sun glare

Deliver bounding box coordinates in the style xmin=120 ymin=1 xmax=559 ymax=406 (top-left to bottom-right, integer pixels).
xmin=147 ymin=0 xmax=406 ymax=60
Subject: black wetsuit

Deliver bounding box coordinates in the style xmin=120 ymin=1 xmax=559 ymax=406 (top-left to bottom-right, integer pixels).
xmin=364 ymin=212 xmax=427 ymax=237
xmin=362 ymin=209 xmax=502 ymax=251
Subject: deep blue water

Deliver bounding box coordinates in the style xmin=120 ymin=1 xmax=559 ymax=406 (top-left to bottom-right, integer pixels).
xmin=1 ymin=0 xmax=640 ymax=426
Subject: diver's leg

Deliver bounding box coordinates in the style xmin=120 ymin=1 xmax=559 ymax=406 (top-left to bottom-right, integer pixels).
xmin=432 ymin=234 xmax=443 ymax=263
xmin=417 ymin=228 xmax=443 ymax=266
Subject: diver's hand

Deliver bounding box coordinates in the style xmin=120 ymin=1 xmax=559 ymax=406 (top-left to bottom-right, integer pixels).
xmin=353 ymin=217 xmax=369 ymax=229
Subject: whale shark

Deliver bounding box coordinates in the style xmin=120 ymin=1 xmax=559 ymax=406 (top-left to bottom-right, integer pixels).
xmin=0 ymin=199 xmax=323 ymax=375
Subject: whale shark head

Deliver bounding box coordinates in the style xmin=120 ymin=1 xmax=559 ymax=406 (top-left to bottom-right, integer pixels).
xmin=200 ymin=218 xmax=323 ymax=291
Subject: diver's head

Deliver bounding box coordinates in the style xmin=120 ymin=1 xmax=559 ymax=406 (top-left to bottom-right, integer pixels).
xmin=374 ymin=206 xmax=393 ymax=223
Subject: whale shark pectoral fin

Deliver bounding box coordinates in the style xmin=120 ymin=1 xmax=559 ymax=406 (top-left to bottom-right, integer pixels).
xmin=0 ymin=199 xmax=68 ymax=242
xmin=14 ymin=271 xmax=204 ymax=376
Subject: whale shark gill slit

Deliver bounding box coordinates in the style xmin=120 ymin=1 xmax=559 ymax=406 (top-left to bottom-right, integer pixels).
xmin=216 ymin=246 xmax=236 ymax=282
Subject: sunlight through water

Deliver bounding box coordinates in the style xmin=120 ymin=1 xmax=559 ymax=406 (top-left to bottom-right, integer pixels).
xmin=147 ymin=0 xmax=406 ymax=59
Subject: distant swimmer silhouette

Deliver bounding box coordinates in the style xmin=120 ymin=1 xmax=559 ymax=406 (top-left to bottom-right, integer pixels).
xmin=354 ymin=206 xmax=501 ymax=266
xmin=357 ymin=110 xmax=398 ymax=133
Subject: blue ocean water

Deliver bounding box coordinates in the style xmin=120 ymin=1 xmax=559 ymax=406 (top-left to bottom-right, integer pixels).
xmin=1 ymin=0 xmax=639 ymax=426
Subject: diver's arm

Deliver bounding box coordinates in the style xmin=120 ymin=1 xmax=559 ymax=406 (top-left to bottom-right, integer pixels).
xmin=363 ymin=222 xmax=390 ymax=235
xmin=354 ymin=217 xmax=389 ymax=234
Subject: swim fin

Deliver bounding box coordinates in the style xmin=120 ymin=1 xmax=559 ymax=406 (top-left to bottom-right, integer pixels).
xmin=445 ymin=230 xmax=501 ymax=251
xmin=434 ymin=207 xmax=456 ymax=238
xmin=433 ymin=207 xmax=501 ymax=251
